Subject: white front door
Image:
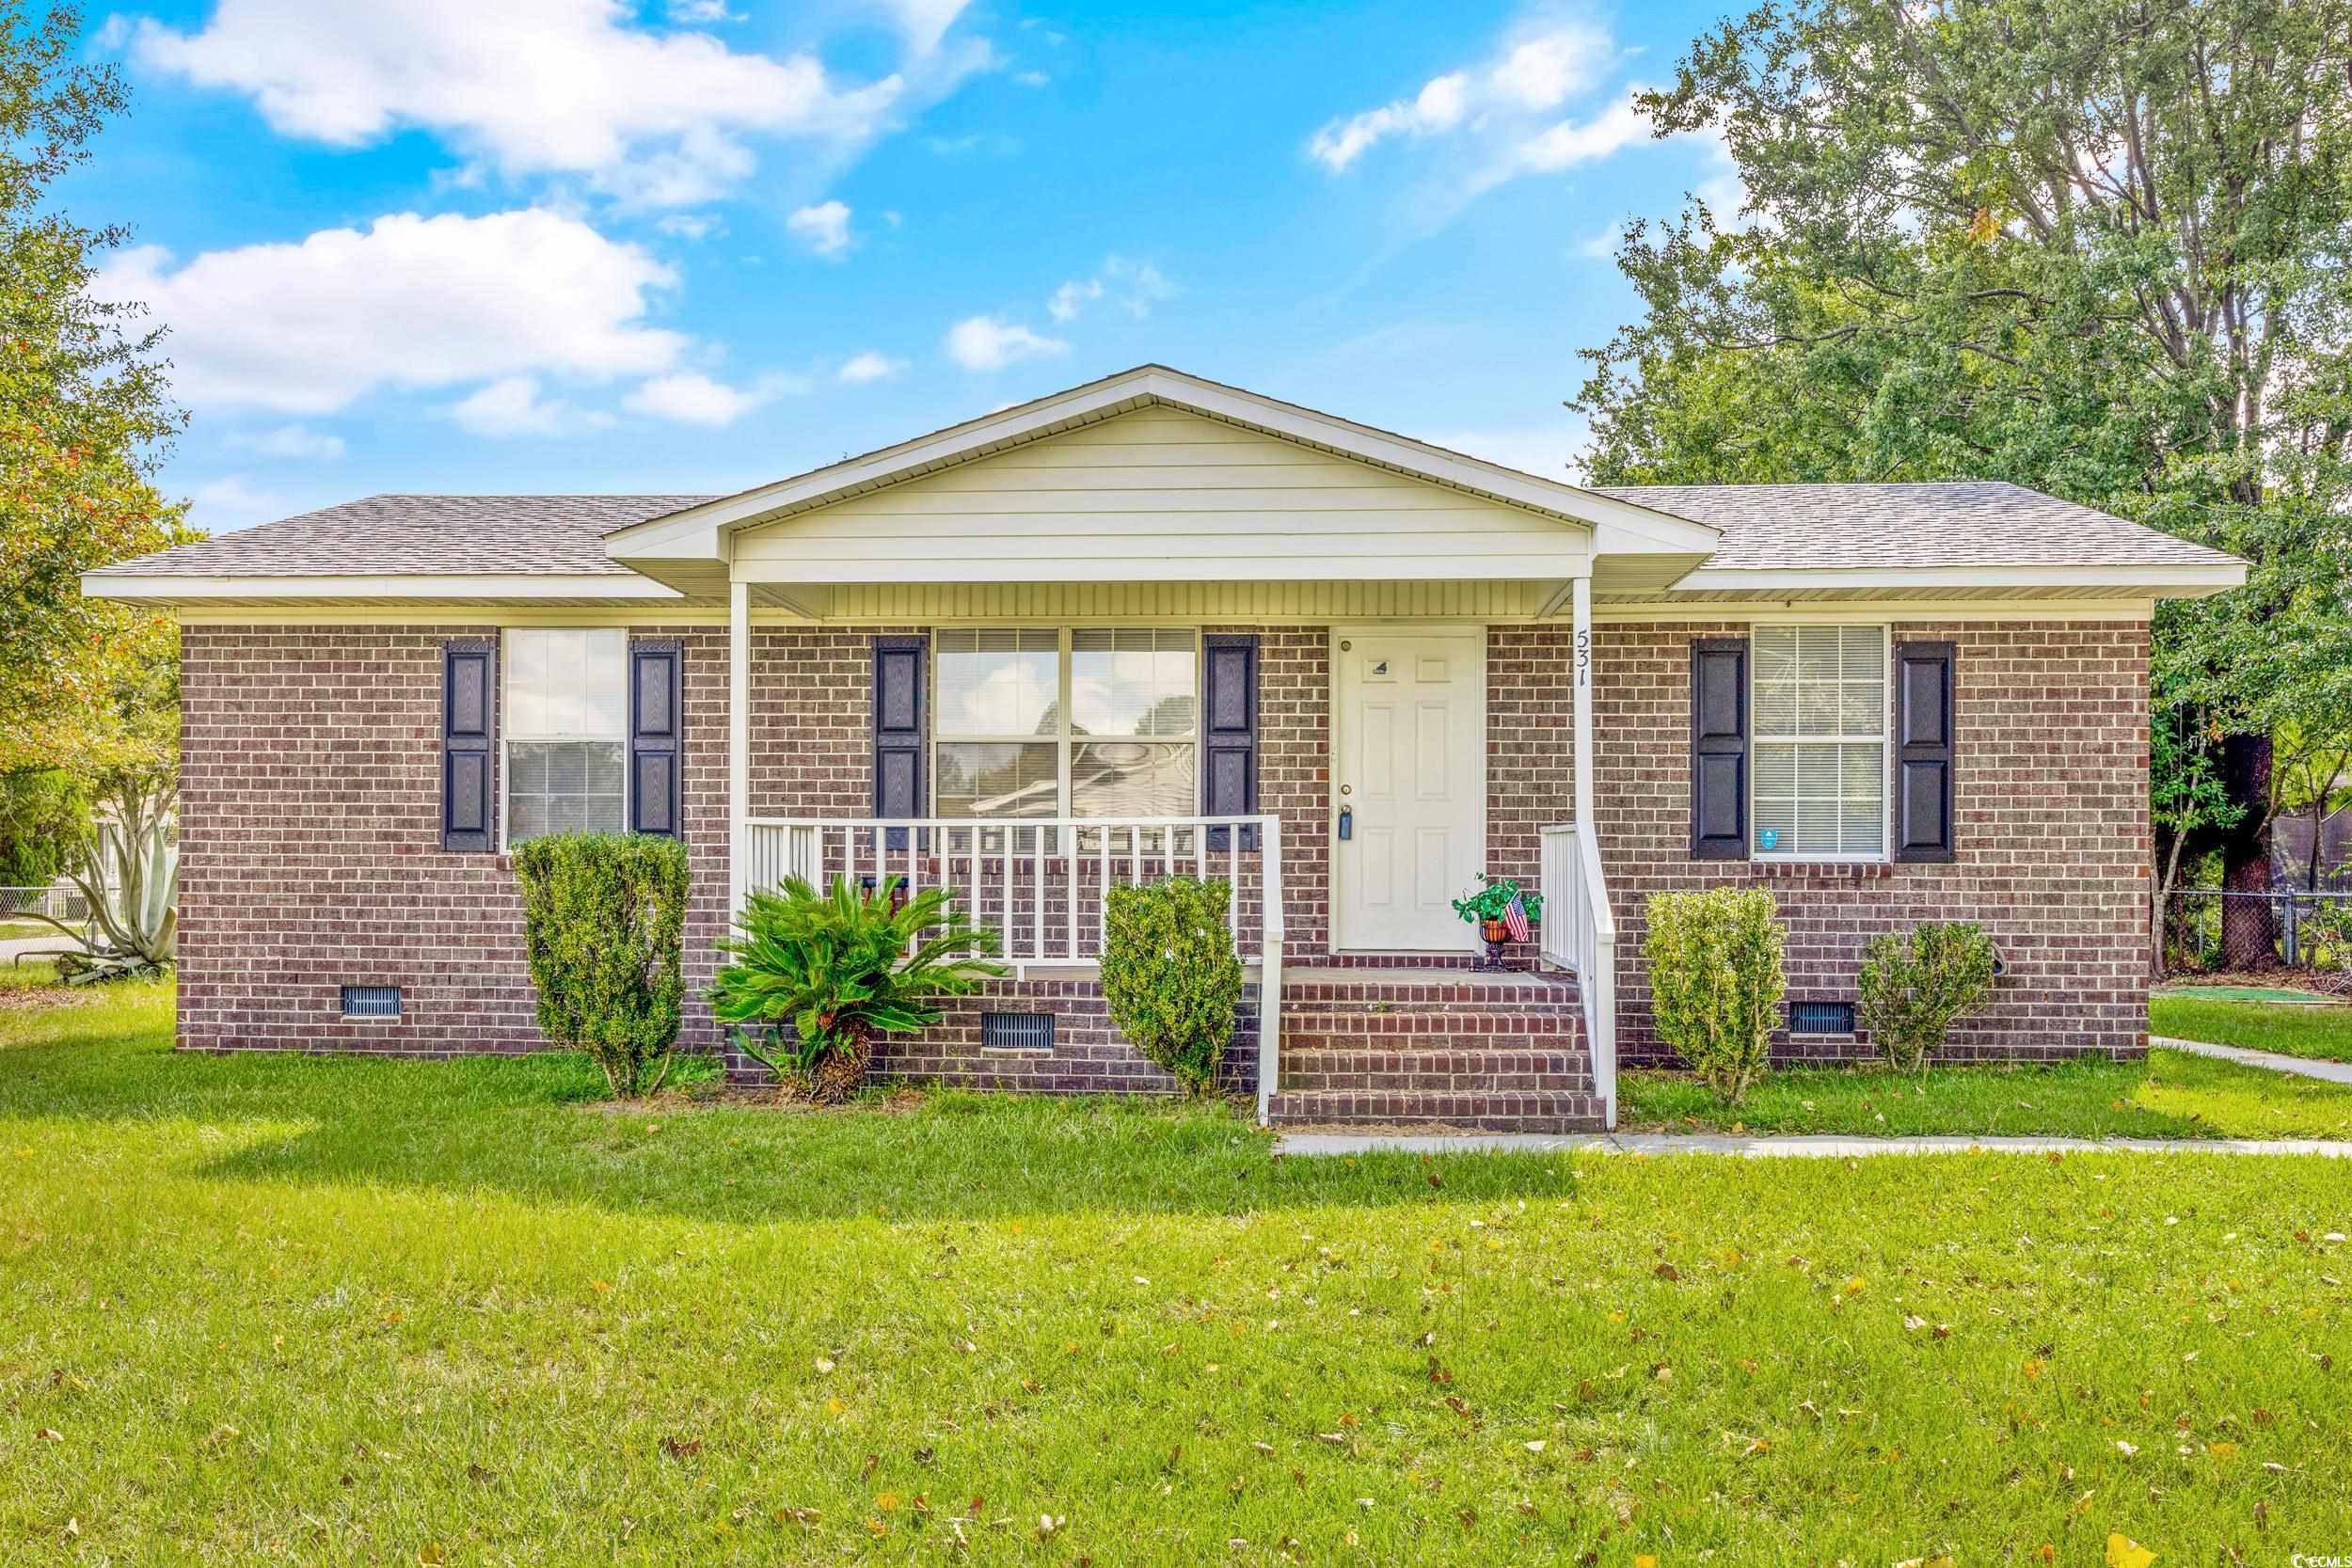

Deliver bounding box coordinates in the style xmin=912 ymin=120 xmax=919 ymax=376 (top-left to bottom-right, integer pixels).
xmin=1331 ymin=629 xmax=1486 ymax=951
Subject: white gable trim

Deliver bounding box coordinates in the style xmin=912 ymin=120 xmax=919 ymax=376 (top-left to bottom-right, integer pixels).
xmin=603 ymin=365 xmax=1722 ymax=564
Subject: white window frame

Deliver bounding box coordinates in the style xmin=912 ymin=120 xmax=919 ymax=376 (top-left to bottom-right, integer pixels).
xmin=929 ymin=626 xmax=1202 ymax=821
xmin=499 ymin=626 xmax=630 ymax=851
xmin=1748 ymin=623 xmax=1892 ymax=863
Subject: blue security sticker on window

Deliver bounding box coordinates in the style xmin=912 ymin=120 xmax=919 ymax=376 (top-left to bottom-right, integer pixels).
xmin=1757 ymin=828 xmax=1780 ymax=851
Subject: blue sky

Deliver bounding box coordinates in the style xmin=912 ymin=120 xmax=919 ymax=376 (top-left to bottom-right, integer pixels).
xmin=64 ymin=0 xmax=1740 ymax=534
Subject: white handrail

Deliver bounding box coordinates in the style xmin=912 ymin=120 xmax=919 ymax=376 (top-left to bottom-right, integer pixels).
xmin=1538 ymin=821 xmax=1617 ymax=1129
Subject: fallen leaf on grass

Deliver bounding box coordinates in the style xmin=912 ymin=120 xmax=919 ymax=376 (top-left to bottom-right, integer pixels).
xmin=2106 ymin=1533 xmax=2155 ymax=1568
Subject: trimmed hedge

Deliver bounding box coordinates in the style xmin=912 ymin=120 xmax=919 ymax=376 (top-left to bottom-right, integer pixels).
xmin=1101 ymin=877 xmax=1243 ymax=1097
xmin=511 ymin=832 xmax=690 ymax=1098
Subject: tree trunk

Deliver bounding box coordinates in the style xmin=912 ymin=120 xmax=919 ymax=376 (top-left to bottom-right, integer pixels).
xmin=2217 ymin=731 xmax=2278 ymax=969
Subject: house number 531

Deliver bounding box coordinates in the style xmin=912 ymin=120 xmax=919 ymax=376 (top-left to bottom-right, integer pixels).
xmin=1575 ymin=627 xmax=1591 ymax=688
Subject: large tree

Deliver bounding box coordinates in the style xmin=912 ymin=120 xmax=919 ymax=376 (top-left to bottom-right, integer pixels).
xmin=1577 ymin=0 xmax=2352 ymax=965
xmin=0 ymin=0 xmax=191 ymax=775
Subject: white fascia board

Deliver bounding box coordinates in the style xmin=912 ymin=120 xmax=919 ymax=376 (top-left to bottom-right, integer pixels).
xmin=1669 ymin=562 xmax=2249 ymax=594
xmin=600 ymin=365 xmax=1723 ymax=562
xmin=81 ymin=572 xmax=685 ymax=603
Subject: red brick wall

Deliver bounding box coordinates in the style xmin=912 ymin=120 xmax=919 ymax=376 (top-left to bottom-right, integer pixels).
xmin=178 ymin=624 xmax=732 ymax=1057
xmin=176 ymin=616 xmax=2149 ymax=1069
xmin=1594 ymin=620 xmax=2153 ymax=1062
xmin=1486 ymin=625 xmax=1577 ymax=912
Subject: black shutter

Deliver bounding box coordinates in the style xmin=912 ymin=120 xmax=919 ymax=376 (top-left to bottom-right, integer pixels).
xmin=873 ymin=635 xmax=926 ymax=850
xmin=628 ymin=638 xmax=683 ymax=838
xmin=1690 ymin=637 xmax=1750 ymax=860
xmin=1894 ymin=641 xmax=1957 ymax=863
xmin=1200 ymin=634 xmax=1259 ymax=850
xmin=441 ymin=638 xmax=496 ymax=852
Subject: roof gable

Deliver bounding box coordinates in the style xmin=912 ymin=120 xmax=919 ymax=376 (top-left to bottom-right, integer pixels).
xmin=726 ymin=404 xmax=1610 ymax=586
xmin=604 ymin=364 xmax=1723 ymax=572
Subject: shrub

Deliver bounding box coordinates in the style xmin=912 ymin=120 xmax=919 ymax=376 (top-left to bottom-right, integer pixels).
xmin=708 ymin=876 xmax=1002 ymax=1102
xmin=1857 ymin=922 xmax=1997 ymax=1074
xmin=1644 ymin=886 xmax=1787 ymax=1105
xmin=511 ymin=832 xmax=690 ymax=1099
xmin=1101 ymin=877 xmax=1244 ymax=1097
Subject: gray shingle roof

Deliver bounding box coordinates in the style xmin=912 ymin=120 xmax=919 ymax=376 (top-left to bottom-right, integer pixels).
xmin=90 ymin=479 xmax=2233 ymax=582
xmin=88 ymin=495 xmax=715 ymax=577
xmin=1594 ymin=481 xmax=2233 ymax=571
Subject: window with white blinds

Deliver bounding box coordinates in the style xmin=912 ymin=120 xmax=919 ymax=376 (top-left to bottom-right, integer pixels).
xmin=1751 ymin=626 xmax=1887 ymax=859
xmin=933 ymin=628 xmax=1198 ymax=821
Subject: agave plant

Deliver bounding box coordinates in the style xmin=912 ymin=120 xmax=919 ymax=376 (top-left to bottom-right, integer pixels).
xmin=709 ymin=875 xmax=1003 ymax=1101
xmin=19 ymin=768 xmax=178 ymax=984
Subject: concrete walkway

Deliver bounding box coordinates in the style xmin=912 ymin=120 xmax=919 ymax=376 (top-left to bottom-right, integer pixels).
xmin=2155 ymin=1034 xmax=2352 ymax=1085
xmin=1277 ymin=1130 xmax=2352 ymax=1158
xmin=0 ymin=934 xmax=76 ymax=970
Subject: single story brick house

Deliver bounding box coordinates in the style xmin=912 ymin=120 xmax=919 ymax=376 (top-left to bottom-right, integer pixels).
xmin=85 ymin=366 xmax=2246 ymax=1131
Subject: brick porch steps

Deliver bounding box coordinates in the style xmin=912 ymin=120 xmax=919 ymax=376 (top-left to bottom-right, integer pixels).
xmin=1279 ymin=1048 xmax=1591 ymax=1093
xmin=1265 ymin=1087 xmax=1608 ymax=1132
xmin=1267 ymin=966 xmax=1604 ymax=1132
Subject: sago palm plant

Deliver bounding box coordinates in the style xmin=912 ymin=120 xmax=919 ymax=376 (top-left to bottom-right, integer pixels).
xmin=709 ymin=875 xmax=1003 ymax=1101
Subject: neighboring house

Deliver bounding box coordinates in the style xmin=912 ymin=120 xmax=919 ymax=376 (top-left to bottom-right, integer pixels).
xmin=83 ymin=366 xmax=2247 ymax=1131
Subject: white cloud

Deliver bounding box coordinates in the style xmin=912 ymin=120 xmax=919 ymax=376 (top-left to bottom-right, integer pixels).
xmin=187 ymin=475 xmax=292 ymax=531
xmin=1489 ymin=27 xmax=1606 ymax=110
xmin=837 ymin=351 xmax=905 ymax=384
xmin=1012 ymin=70 xmax=1049 ymax=87
xmin=1103 ymin=258 xmax=1175 ymax=317
xmin=1047 ymin=258 xmax=1178 ymax=324
xmin=1308 ymin=72 xmax=1469 ymax=172
xmin=945 ymin=315 xmax=1066 ymax=372
xmin=787 ymin=199 xmax=853 ymax=257
xmin=445 ymin=375 xmax=582 ymax=436
xmin=95 ymin=210 xmax=685 ymax=417
xmin=655 ymin=212 xmax=721 ymax=240
xmin=667 ymin=0 xmax=738 ymax=20
xmin=1046 ymin=277 xmax=1101 ymax=324
xmin=226 ymin=422 xmax=345 ymax=460
xmin=624 ymin=370 xmax=798 ymax=425
xmin=1307 ymin=19 xmax=1610 ymax=172
xmin=127 ymin=0 xmax=910 ymax=207
xmin=882 ymin=0 xmax=974 ymax=56
xmin=1513 ymin=91 xmax=1647 ymax=175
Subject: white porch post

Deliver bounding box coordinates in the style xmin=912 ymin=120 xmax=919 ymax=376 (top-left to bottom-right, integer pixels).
xmin=728 ymin=578 xmax=751 ymax=918
xmin=1571 ymin=573 xmax=1596 ymax=832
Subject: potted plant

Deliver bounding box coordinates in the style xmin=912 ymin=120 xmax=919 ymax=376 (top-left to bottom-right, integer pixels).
xmin=1450 ymin=874 xmax=1543 ymax=969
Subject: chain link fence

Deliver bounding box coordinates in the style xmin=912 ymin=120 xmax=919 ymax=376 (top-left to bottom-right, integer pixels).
xmin=2162 ymin=888 xmax=2352 ymax=977
xmin=1 ymin=884 xmax=94 ymax=924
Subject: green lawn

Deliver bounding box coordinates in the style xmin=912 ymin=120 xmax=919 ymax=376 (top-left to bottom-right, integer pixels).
xmin=1621 ymin=1049 xmax=2352 ymax=1139
xmin=6 ymin=974 xmax=2352 ymax=1564
xmin=2152 ymin=991 xmax=2352 ymax=1063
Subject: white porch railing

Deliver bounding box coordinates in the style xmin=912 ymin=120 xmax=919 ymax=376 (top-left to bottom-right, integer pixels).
xmin=741 ymin=814 xmax=1288 ymax=1120
xmin=1539 ymin=822 xmax=1617 ymax=1127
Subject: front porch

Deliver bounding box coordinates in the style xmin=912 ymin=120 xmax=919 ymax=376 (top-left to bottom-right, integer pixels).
xmin=730 ymin=810 xmax=1617 ymax=1131
xmin=598 ymin=371 xmax=1712 ymax=1132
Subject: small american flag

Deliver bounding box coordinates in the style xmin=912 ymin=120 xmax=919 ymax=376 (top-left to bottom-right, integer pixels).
xmin=1502 ymin=889 xmax=1532 ymax=943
